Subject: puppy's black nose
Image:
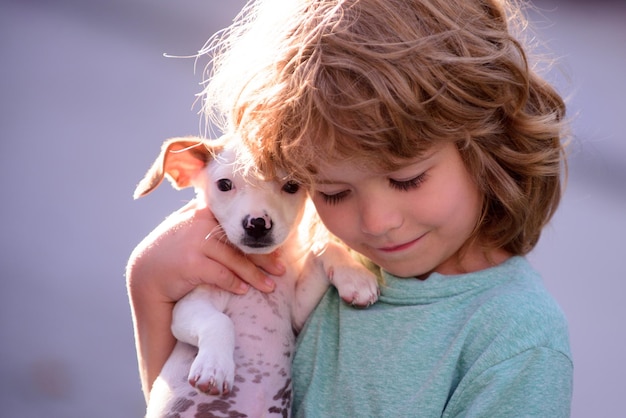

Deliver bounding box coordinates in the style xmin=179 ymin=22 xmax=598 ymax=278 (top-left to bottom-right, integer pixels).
xmin=243 ymin=215 xmax=272 ymax=239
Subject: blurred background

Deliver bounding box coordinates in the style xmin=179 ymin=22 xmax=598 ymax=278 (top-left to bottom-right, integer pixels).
xmin=0 ymin=0 xmax=623 ymax=416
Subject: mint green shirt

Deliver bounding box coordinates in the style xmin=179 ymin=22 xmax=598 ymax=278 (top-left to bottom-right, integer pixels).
xmin=292 ymin=256 xmax=572 ymax=417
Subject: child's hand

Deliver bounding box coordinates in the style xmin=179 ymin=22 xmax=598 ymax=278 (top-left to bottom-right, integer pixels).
xmin=127 ymin=199 xmax=281 ymax=303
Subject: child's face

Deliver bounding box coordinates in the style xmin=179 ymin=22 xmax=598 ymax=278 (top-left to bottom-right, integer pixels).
xmin=311 ymin=142 xmax=486 ymax=278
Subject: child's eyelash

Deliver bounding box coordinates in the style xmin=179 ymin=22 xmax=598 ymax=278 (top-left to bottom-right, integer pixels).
xmin=319 ymin=190 xmax=349 ymax=205
xmin=318 ymin=173 xmax=426 ymax=204
xmin=389 ymin=173 xmax=427 ymax=191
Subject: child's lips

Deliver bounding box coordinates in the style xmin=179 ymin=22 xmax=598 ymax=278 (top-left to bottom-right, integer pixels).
xmin=377 ymin=234 xmax=425 ymax=253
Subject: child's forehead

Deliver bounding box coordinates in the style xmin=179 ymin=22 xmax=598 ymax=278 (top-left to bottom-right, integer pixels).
xmin=311 ymin=144 xmax=441 ymax=180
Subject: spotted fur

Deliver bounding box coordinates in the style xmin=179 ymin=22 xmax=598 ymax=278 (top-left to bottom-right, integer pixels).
xmin=136 ymin=137 xmax=379 ymax=417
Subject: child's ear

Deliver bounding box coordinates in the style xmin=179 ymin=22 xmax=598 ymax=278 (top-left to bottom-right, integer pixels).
xmin=133 ymin=136 xmax=221 ymax=199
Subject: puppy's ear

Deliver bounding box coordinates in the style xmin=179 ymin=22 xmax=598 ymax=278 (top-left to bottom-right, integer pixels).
xmin=133 ymin=137 xmax=222 ymax=199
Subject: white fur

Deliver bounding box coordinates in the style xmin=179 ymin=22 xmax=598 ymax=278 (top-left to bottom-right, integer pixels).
xmin=135 ymin=136 xmax=379 ymax=417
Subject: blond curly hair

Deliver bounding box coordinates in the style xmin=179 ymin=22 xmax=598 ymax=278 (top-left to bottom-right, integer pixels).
xmin=200 ymin=0 xmax=568 ymax=256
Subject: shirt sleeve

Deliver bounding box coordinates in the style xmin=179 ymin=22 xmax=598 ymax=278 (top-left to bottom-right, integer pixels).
xmin=445 ymin=347 xmax=573 ymax=418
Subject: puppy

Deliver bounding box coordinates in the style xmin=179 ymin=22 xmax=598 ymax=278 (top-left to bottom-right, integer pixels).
xmin=134 ymin=136 xmax=379 ymax=417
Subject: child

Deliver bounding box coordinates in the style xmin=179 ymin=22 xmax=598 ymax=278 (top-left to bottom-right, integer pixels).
xmin=127 ymin=0 xmax=573 ymax=415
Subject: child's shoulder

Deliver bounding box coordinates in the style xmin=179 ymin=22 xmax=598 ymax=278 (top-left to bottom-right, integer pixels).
xmin=470 ymin=256 xmax=570 ymax=353
xmin=484 ymin=256 xmax=564 ymax=315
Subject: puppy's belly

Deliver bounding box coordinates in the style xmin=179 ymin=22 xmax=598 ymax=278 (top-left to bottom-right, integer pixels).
xmin=148 ymin=287 xmax=297 ymax=418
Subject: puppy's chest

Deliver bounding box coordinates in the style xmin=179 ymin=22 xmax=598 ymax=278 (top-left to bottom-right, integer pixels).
xmin=225 ymin=277 xmax=299 ymax=358
xmin=226 ymin=283 xmax=296 ymax=330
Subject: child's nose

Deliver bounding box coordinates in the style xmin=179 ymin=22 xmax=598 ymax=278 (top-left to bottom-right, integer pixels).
xmin=358 ymin=198 xmax=402 ymax=236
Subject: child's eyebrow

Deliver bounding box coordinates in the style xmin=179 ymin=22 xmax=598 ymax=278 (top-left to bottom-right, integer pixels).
xmin=312 ymin=146 xmax=444 ymax=184
xmin=312 ymin=178 xmax=343 ymax=185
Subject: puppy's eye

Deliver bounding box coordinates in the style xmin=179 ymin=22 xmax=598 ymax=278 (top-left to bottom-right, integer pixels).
xmin=217 ymin=179 xmax=233 ymax=192
xmin=282 ymin=180 xmax=300 ymax=194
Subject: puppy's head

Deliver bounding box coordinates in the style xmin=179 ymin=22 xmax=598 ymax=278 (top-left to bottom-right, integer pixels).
xmin=134 ymin=136 xmax=308 ymax=254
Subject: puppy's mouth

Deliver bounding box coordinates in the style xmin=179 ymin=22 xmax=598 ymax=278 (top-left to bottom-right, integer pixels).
xmin=239 ymin=237 xmax=278 ymax=254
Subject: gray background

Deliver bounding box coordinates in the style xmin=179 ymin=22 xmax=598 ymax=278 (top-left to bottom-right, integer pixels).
xmin=1 ymin=0 xmax=624 ymax=416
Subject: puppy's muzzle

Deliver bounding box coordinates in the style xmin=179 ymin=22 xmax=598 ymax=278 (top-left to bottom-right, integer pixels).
xmin=242 ymin=215 xmax=274 ymax=248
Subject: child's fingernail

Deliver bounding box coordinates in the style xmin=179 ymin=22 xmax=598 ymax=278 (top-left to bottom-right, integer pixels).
xmin=238 ymin=282 xmax=250 ymax=294
xmin=264 ymin=277 xmax=276 ymax=290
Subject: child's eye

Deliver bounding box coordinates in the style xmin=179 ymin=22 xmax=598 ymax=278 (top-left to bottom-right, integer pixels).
xmin=389 ymin=173 xmax=427 ymax=191
xmin=318 ymin=190 xmax=350 ymax=205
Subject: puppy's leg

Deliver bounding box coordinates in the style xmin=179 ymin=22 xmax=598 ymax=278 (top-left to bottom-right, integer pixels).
xmin=171 ymin=286 xmax=235 ymax=395
xmin=293 ymin=242 xmax=379 ymax=330
xmin=316 ymin=242 xmax=379 ymax=307
xmin=292 ymin=254 xmax=333 ymax=331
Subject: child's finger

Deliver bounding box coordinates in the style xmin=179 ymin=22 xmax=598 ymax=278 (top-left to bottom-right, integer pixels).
xmin=199 ymin=236 xmax=277 ymax=294
xmin=248 ymin=251 xmax=286 ymax=277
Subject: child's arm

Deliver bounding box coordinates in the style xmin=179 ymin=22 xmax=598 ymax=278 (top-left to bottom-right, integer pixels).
xmin=126 ymin=200 xmax=281 ymax=402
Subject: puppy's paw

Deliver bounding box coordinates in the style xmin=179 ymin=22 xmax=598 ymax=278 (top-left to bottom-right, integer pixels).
xmin=188 ymin=348 xmax=235 ymax=395
xmin=329 ymin=265 xmax=379 ymax=308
